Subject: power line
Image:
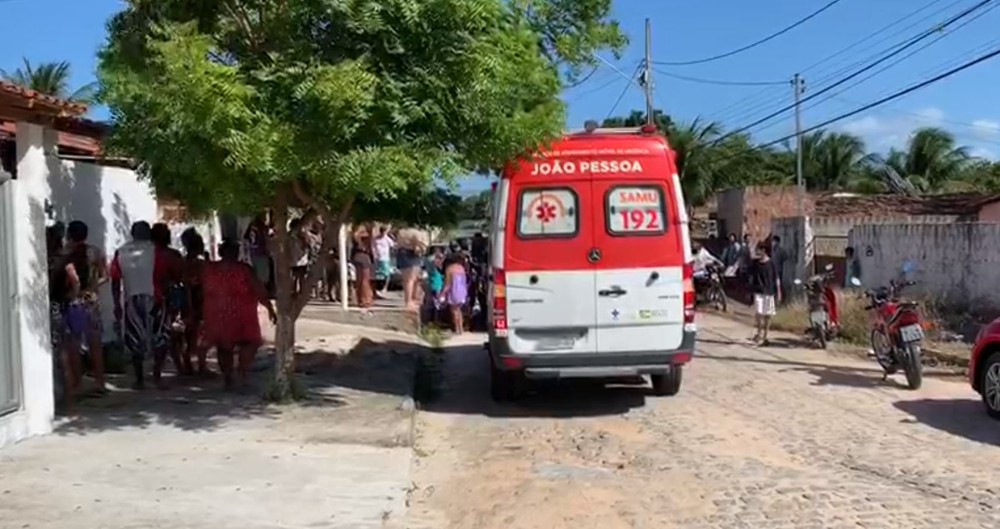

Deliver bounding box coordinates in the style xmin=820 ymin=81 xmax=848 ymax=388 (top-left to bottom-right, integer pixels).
xmin=751 ymin=1 xmax=1000 ymax=140
xmin=605 ymin=63 xmax=643 ymax=119
xmin=728 ymin=44 xmax=1000 ymax=159
xmin=706 ymin=0 xmax=956 ymax=126
xmin=654 ymin=0 xmax=845 ymax=66
xmin=712 ymin=0 xmax=994 ymax=145
xmin=651 ymin=67 xmax=787 ymax=87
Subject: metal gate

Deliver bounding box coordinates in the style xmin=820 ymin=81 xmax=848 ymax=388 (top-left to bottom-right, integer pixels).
xmin=0 ymin=174 xmax=20 ymax=416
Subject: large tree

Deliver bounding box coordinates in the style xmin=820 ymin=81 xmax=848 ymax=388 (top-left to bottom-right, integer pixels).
xmin=98 ymin=0 xmax=624 ymax=400
xmin=1 ymin=58 xmax=98 ymax=104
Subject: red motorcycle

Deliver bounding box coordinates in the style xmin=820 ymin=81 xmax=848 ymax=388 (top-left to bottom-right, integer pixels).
xmin=860 ymin=276 xmax=924 ymax=390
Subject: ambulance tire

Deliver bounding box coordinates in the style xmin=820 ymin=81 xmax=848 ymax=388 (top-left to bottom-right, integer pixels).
xmin=490 ymin=362 xmax=525 ymax=402
xmin=651 ymin=366 xmax=683 ymax=396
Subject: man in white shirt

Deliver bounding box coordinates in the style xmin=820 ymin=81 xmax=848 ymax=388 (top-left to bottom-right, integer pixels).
xmin=692 ymin=242 xmax=724 ymax=277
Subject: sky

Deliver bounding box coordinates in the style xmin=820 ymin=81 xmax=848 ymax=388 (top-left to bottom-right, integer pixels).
xmin=3 ymin=0 xmax=999 ymax=195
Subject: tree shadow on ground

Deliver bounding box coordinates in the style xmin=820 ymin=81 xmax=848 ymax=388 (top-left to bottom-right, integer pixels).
xmin=421 ymin=344 xmax=650 ymax=419
xmin=55 ymin=336 xmax=422 ymax=435
xmin=893 ymin=398 xmax=1000 ymax=447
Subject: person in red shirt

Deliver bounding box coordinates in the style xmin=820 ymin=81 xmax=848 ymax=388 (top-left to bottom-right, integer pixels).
xmin=202 ymin=240 xmax=276 ymax=390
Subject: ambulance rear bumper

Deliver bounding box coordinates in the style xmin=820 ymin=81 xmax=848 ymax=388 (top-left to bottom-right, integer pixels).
xmin=487 ymin=331 xmax=695 ymax=379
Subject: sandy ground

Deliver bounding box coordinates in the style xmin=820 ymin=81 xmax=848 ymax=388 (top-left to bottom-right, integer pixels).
xmin=0 ymin=317 xmax=422 ymax=529
xmin=405 ymin=314 xmax=1000 ymax=529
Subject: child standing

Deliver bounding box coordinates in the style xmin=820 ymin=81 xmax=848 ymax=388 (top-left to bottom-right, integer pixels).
xmin=440 ymin=255 xmax=468 ymax=333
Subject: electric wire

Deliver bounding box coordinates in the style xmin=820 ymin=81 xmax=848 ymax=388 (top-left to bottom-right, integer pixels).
xmin=709 ymin=0 xmax=994 ymax=146
xmin=706 ymin=0 xmax=960 ymax=125
xmin=654 ymin=0 xmax=845 ymax=66
xmin=651 ymin=68 xmax=787 ymax=87
xmin=751 ymin=2 xmax=1000 ymax=140
xmin=715 ymin=45 xmax=1000 ymax=162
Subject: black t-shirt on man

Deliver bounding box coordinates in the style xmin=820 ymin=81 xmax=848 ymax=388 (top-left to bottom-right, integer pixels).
xmin=749 ymin=258 xmax=779 ymax=296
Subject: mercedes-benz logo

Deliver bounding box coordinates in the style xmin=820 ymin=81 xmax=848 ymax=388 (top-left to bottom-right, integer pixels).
xmin=587 ymin=248 xmax=602 ymax=263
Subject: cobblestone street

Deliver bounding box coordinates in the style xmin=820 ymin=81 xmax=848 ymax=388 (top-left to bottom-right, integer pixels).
xmin=405 ymin=314 xmax=1000 ymax=529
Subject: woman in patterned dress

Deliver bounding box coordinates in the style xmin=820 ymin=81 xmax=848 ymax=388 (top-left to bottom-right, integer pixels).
xmin=202 ymin=240 xmax=277 ymax=390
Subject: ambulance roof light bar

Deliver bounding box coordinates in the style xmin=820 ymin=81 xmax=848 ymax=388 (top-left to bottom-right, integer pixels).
xmin=569 ymin=120 xmax=659 ymax=135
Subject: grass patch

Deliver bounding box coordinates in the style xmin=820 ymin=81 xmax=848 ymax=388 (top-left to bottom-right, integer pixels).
xmin=771 ymin=289 xmax=955 ymax=348
xmin=770 ymin=291 xmax=880 ymax=346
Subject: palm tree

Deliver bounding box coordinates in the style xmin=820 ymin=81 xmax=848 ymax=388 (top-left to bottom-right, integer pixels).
xmin=791 ymin=130 xmax=872 ymax=191
xmin=0 ymin=58 xmax=97 ymax=104
xmin=666 ymin=118 xmax=724 ymax=206
xmin=882 ymin=127 xmax=971 ymax=192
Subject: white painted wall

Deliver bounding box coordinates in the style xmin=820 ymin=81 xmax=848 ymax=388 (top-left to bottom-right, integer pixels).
xmin=47 ymin=160 xmax=159 ymax=341
xmin=849 ymin=223 xmax=1000 ymax=308
xmin=0 ymin=123 xmax=56 ymax=449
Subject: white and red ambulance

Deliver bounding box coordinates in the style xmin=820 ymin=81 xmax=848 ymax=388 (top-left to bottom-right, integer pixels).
xmin=486 ymin=121 xmax=695 ymax=401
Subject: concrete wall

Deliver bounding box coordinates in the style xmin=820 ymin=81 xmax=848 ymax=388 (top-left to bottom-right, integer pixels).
xmin=714 ymin=188 xmax=744 ymax=241
xmin=810 ymin=214 xmax=957 ymax=257
xmin=0 ymin=123 xmax=55 ymax=449
xmin=771 ymin=216 xmax=813 ymax=290
xmin=848 ymin=223 xmax=1000 ymax=307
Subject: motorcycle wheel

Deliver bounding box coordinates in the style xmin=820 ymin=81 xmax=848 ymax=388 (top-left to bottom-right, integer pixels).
xmin=713 ymin=285 xmax=728 ymax=312
xmin=814 ymin=324 xmax=827 ymax=349
xmin=870 ymin=328 xmax=897 ymax=375
xmin=901 ymin=343 xmax=923 ymax=390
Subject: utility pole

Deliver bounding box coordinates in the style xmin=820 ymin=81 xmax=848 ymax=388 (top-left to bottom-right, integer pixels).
xmin=644 ymin=18 xmax=655 ymax=126
xmin=793 ymin=73 xmax=805 ymax=218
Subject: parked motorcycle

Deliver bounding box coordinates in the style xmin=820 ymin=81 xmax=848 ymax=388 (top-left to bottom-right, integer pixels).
xmin=793 ymin=263 xmax=838 ymax=349
xmin=856 ymin=261 xmax=924 ymax=390
xmin=695 ymin=262 xmax=727 ymax=312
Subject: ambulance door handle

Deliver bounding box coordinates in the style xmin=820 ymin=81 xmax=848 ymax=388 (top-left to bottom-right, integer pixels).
xmin=599 ymin=287 xmax=627 ymax=297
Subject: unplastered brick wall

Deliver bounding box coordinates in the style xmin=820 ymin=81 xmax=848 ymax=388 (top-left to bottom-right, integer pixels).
xmin=741 ymin=186 xmax=814 ymax=244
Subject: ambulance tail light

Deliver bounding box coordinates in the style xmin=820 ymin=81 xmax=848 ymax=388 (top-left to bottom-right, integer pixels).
xmin=493 ymin=269 xmax=508 ymax=334
xmin=683 ymin=261 xmax=696 ymax=325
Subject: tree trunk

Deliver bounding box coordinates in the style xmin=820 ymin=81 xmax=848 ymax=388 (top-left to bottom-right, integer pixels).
xmin=267 ymin=190 xmax=299 ymax=402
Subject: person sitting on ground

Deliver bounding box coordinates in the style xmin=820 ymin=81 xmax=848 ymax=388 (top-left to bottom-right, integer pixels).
xmin=201 ymin=239 xmax=277 ymax=391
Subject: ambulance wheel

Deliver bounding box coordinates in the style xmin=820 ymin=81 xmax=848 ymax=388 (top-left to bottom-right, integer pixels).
xmin=651 ymin=366 xmax=683 ymax=396
xmin=490 ymin=362 xmax=524 ymax=402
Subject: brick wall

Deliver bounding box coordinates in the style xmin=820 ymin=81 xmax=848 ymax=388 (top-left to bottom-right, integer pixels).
xmin=742 ymin=186 xmax=814 ymax=244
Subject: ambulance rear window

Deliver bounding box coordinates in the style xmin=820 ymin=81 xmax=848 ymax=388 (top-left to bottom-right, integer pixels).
xmin=516 ymin=187 xmax=578 ymax=238
xmin=605 ymin=185 xmax=667 ymax=236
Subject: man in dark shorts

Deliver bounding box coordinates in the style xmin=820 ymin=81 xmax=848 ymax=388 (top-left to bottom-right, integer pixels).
xmin=749 ymin=242 xmax=780 ymax=346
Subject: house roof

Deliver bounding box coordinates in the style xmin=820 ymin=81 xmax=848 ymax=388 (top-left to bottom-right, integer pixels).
xmin=814 ymin=192 xmax=1000 ymax=217
xmin=0 ymin=121 xmax=102 ymax=156
xmin=0 ymin=80 xmax=88 ymax=121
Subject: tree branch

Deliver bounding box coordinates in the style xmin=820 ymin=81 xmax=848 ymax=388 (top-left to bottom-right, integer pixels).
xmin=222 ymin=0 xmax=258 ymax=49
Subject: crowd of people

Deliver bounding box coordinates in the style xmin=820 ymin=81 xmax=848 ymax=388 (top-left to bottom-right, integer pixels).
xmin=47 ymin=220 xmax=276 ymax=412
xmin=45 ymin=211 xmax=490 ymax=411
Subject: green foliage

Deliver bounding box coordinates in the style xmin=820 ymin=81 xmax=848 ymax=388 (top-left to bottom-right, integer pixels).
xmin=607 ymin=109 xmax=1000 ymax=205
xmin=100 ymin=0 xmax=624 ymax=214
xmin=352 ymin=186 xmax=462 ymax=228
xmin=1 ymin=58 xmax=98 ymax=104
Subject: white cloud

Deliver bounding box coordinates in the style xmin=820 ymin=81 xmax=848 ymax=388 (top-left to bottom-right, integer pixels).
xmin=972 ymin=119 xmax=1000 ymax=138
xmin=837 ymin=107 xmax=998 ymax=159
